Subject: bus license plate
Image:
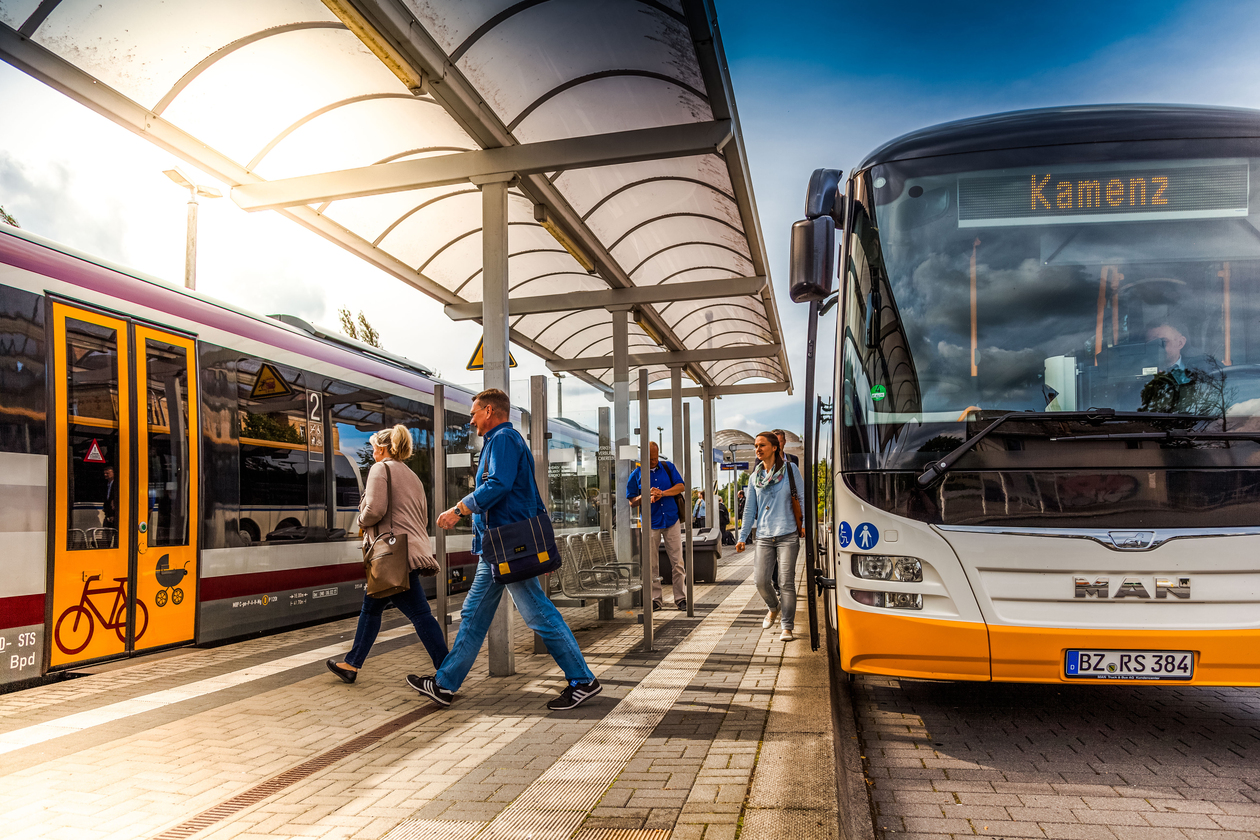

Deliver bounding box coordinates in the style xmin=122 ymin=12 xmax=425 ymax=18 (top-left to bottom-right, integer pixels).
xmin=1065 ymin=649 xmax=1193 ymax=680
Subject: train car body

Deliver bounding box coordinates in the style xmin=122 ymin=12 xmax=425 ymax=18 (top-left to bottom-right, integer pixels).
xmin=800 ymin=105 xmax=1260 ymax=686
xmin=0 ymin=225 xmax=596 ymax=684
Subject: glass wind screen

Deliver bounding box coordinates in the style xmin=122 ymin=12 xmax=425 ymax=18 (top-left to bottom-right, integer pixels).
xmin=845 ymin=150 xmax=1260 ymax=470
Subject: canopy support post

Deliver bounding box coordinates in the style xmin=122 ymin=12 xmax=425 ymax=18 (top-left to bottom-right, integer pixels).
xmin=611 ymin=307 xmax=633 ymax=590
xmin=702 ymin=389 xmax=715 ymax=530
xmin=480 ymin=175 xmax=514 ymax=678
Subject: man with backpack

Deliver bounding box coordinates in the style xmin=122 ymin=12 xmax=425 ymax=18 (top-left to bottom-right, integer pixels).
xmin=626 ymin=441 xmax=687 ymax=611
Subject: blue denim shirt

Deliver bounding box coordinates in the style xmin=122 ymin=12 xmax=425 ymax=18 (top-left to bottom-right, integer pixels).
xmin=738 ymin=461 xmax=805 ymax=543
xmin=625 ymin=460 xmax=683 ymax=530
xmin=461 ymin=421 xmax=543 ymax=556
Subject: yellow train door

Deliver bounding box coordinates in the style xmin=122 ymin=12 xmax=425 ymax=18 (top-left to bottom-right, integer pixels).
xmin=48 ymin=303 xmax=198 ymax=669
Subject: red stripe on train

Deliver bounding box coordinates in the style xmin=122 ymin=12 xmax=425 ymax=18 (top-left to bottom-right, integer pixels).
xmin=0 ymin=594 xmax=45 ymax=629
xmin=199 ymin=552 xmax=479 ymax=601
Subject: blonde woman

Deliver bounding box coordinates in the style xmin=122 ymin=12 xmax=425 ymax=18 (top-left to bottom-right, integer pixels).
xmin=735 ymin=431 xmax=805 ymax=641
xmin=327 ymin=425 xmax=447 ymax=683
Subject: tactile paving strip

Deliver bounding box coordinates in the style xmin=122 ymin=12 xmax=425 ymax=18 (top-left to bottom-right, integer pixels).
xmin=386 ymin=576 xmax=757 ymax=840
xmin=574 ymin=830 xmax=672 ymax=840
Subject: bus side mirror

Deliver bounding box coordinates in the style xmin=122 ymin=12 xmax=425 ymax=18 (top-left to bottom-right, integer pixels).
xmin=790 ymin=216 xmax=835 ymax=303
xmin=790 ymin=168 xmax=845 ymax=304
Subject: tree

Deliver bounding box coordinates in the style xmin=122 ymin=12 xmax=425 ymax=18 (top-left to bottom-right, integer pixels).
xmin=0 ymin=207 xmax=18 ymax=228
xmin=337 ymin=307 xmax=383 ymax=349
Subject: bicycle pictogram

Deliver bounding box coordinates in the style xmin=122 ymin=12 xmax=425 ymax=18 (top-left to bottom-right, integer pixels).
xmin=54 ymin=574 xmax=149 ymax=655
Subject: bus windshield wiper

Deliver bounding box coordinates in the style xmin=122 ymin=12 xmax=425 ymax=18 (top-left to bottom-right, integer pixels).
xmin=915 ymin=408 xmax=1195 ymax=487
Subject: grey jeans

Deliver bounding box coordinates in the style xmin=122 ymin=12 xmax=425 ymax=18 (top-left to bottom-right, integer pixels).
xmin=753 ymin=533 xmax=800 ymax=628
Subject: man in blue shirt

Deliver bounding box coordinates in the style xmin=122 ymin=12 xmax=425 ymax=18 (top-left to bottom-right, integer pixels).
xmin=626 ymin=441 xmax=687 ymax=611
xmin=409 ymin=388 xmax=601 ymax=711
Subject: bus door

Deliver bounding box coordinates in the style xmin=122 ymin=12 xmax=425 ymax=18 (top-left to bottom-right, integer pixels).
xmin=48 ymin=302 xmax=198 ymax=669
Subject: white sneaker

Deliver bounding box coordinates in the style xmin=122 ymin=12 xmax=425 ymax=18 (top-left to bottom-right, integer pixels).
xmin=779 ymin=628 xmax=795 ymax=641
xmin=762 ymin=610 xmax=779 ymax=629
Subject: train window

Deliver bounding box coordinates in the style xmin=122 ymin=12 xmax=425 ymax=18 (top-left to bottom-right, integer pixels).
xmin=0 ymin=288 xmax=45 ymax=454
xmin=65 ymin=318 xmax=121 ymax=550
xmin=236 ymin=357 xmax=311 ymax=542
xmin=327 ymin=379 xmax=387 ymax=540
xmin=143 ymin=339 xmax=190 ymax=547
xmin=444 ymin=408 xmax=476 ymax=537
xmin=385 ymin=397 xmax=435 ymax=525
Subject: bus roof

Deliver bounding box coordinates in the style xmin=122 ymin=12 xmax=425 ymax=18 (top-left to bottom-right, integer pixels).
xmin=857 ymin=104 xmax=1260 ymax=170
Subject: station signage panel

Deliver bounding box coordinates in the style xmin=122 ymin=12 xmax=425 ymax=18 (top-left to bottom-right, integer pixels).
xmin=957 ymin=163 xmax=1249 ymax=227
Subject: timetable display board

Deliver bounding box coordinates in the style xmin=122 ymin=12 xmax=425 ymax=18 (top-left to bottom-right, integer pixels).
xmin=957 ymin=163 xmax=1249 ymax=227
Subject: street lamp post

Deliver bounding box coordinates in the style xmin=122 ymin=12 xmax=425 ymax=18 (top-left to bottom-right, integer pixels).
xmin=163 ymin=167 xmax=221 ymax=291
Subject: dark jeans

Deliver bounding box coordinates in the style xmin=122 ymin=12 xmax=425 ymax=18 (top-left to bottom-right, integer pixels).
xmin=345 ymin=569 xmax=448 ymax=670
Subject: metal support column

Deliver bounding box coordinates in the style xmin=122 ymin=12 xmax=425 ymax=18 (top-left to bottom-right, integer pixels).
xmin=638 ymin=366 xmax=654 ymax=651
xmin=598 ymin=405 xmax=614 ymax=620
xmin=433 ymin=384 xmax=448 ymax=644
xmin=669 ymin=365 xmax=687 ymax=610
xmin=480 ymin=175 xmax=514 ymax=677
xmin=682 ymin=401 xmax=694 ymax=617
xmin=702 ymin=389 xmax=715 ymax=530
xmin=529 ymin=375 xmax=550 ymax=655
xmin=611 ymin=307 xmax=633 ymax=600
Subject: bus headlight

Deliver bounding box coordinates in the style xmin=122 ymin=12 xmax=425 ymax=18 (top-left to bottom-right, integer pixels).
xmin=849 ymin=590 xmax=923 ymax=610
xmin=852 ymin=555 xmax=923 ymax=582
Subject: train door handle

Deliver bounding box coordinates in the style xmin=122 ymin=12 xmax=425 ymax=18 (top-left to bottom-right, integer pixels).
xmin=813 ymin=568 xmax=836 ymax=591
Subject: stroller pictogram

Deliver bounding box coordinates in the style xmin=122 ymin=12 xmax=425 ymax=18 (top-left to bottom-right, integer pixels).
xmin=154 ymin=554 xmax=188 ymax=607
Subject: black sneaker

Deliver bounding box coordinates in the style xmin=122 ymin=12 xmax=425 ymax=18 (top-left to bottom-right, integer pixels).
xmin=676 ymin=599 xmax=687 ymax=611
xmin=547 ymin=678 xmax=602 ymax=710
xmin=407 ymin=674 xmax=453 ymax=707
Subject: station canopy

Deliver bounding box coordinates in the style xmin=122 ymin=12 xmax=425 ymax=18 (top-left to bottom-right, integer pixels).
xmin=0 ymin=0 xmax=791 ymax=397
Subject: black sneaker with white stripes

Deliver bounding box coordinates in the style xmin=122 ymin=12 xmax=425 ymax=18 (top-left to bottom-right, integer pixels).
xmin=407 ymin=674 xmax=453 ymax=707
xmin=546 ymin=677 xmax=602 ymax=710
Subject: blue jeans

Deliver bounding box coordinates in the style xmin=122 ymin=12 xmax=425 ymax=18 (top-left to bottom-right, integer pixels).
xmin=346 ymin=569 xmax=449 ymax=670
xmin=435 ymin=559 xmax=594 ymax=692
xmin=754 ymin=533 xmax=800 ymax=629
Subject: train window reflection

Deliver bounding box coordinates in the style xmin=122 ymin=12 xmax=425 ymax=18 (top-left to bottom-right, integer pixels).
xmin=144 ymin=339 xmax=190 ymax=547
xmin=65 ymin=319 xmax=120 ymax=551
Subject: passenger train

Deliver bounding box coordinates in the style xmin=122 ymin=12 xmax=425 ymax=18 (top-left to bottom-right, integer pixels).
xmin=793 ymin=105 xmax=1260 ymax=686
xmin=0 ymin=224 xmax=598 ymax=685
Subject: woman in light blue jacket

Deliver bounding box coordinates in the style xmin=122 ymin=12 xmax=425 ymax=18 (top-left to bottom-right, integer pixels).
xmin=736 ymin=431 xmax=805 ymax=640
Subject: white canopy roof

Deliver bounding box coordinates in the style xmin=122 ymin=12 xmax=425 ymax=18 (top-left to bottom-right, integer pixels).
xmin=0 ymin=0 xmax=791 ymax=397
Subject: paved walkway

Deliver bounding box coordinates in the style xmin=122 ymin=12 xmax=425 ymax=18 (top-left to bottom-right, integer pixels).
xmin=0 ymin=555 xmax=839 ymax=840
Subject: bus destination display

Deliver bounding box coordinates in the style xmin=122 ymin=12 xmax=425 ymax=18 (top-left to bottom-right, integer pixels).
xmin=958 ymin=163 xmax=1249 ymax=227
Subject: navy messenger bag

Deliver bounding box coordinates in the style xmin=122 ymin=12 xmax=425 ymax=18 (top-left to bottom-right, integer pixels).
xmin=479 ymin=452 xmax=562 ymax=584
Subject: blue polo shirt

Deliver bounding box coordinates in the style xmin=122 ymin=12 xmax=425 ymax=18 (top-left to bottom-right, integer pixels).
xmin=626 ymin=459 xmax=684 ymax=530
xmin=461 ymin=421 xmax=544 ymax=556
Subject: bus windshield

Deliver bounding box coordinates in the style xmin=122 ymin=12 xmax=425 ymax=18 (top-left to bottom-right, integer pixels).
xmin=842 ymin=148 xmax=1260 ymax=473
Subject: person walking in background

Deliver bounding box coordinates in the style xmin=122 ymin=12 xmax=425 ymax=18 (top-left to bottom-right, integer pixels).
xmin=773 ymin=429 xmax=800 ymax=466
xmin=627 ymin=441 xmax=688 ymax=611
xmin=692 ymin=490 xmax=706 ymax=528
xmin=414 ymin=389 xmax=601 ymax=711
xmin=327 ymin=426 xmax=448 ymax=684
xmin=735 ymin=432 xmax=805 ymax=641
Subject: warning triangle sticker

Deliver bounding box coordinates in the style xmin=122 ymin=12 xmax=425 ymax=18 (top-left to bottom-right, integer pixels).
xmin=84 ymin=439 xmax=106 ymax=463
xmin=250 ymin=363 xmax=295 ymax=400
xmin=466 ymin=338 xmax=517 ymax=372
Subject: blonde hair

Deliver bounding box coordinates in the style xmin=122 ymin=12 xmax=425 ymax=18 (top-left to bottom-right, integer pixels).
xmin=371 ymin=424 xmax=413 ymax=461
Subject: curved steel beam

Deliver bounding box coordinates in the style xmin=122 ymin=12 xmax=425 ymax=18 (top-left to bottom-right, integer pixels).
xmin=582 ymin=176 xmax=736 ymax=221
xmin=627 ymin=240 xmax=752 ymax=279
xmin=248 ymin=92 xmax=443 ymax=171
xmin=418 ymin=220 xmax=537 ymax=274
xmin=452 ymin=247 xmax=568 ymax=295
xmin=373 ymin=187 xmax=478 ymax=246
xmin=607 ymin=211 xmax=745 ymax=252
xmin=508 ymin=70 xmax=708 ymax=132
xmin=155 ymin=21 xmax=347 ymax=115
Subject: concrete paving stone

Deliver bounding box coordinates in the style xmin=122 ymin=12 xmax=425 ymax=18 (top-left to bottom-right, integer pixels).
xmin=901 ymin=816 xmax=977 ymax=833
xmin=1071 ymin=809 xmax=1153 ymax=826
xmin=1038 ymin=823 xmax=1118 ymax=840
xmin=1180 ymin=830 xmax=1260 ymax=840
xmin=1209 ymin=815 xmax=1260 ymax=831
xmin=1081 ymin=796 xmax=1156 ymax=811
xmin=974 ymin=821 xmax=1050 ymax=837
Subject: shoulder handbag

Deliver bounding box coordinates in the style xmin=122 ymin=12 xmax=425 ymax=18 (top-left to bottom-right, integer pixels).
xmin=665 ymin=460 xmax=688 ymax=524
xmin=787 ymin=463 xmax=805 ymax=538
xmin=479 ymin=441 xmax=562 ymax=584
xmin=363 ymin=463 xmax=411 ymax=598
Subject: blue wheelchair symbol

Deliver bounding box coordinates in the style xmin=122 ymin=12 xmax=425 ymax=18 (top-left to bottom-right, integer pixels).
xmin=837 ymin=522 xmax=852 ymax=548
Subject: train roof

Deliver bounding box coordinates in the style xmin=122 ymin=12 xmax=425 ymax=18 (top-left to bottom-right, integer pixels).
xmin=857 ymin=104 xmax=1260 ymax=170
xmin=0 ymin=224 xmax=453 ymax=396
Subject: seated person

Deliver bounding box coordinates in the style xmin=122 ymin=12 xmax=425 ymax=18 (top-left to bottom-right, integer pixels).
xmin=1146 ymin=320 xmax=1197 ymax=383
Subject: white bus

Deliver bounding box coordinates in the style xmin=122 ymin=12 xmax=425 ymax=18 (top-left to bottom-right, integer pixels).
xmin=792 ymin=105 xmax=1260 ymax=686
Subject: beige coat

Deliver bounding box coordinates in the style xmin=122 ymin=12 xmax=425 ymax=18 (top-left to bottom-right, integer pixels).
xmin=359 ymin=460 xmax=434 ymax=572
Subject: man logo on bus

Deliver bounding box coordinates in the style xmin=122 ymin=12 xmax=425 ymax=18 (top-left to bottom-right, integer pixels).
xmin=1074 ymin=577 xmax=1191 ymax=599
xmin=855 ymin=522 xmax=879 ymax=550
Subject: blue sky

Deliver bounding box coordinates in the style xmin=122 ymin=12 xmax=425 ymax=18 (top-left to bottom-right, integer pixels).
xmin=3 ymin=0 xmax=1260 ymax=482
